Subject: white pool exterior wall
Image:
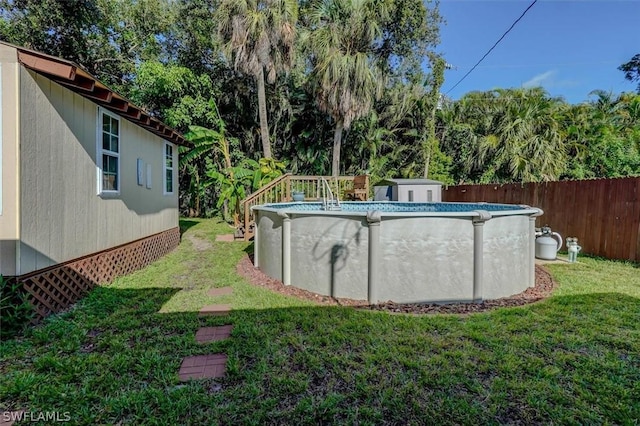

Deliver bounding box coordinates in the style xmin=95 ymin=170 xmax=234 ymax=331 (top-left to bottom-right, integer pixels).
xmin=254 ymin=203 xmax=543 ymax=304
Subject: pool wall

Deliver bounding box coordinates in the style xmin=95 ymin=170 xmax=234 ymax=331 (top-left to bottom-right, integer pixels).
xmin=253 ymin=202 xmax=542 ymax=304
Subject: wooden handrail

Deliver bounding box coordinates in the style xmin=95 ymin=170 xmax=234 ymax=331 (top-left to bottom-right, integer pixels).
xmin=241 ymin=173 xmax=292 ymax=240
xmin=243 ymin=173 xmax=292 ymax=205
xmin=239 ymin=174 xmax=369 ymax=240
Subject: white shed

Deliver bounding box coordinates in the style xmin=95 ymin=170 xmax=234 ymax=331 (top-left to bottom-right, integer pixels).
xmin=374 ymin=178 xmax=443 ymax=202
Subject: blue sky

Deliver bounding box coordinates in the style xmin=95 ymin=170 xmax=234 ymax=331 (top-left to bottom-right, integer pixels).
xmin=436 ymin=0 xmax=639 ymax=103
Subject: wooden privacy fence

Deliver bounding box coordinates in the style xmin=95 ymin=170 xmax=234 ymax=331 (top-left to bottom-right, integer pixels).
xmin=443 ymin=177 xmax=640 ymax=262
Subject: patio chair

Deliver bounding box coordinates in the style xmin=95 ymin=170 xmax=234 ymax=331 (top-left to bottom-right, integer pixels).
xmin=344 ymin=175 xmax=369 ymax=201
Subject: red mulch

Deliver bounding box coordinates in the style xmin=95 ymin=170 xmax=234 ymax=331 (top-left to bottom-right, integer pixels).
xmin=236 ymin=254 xmax=556 ymax=315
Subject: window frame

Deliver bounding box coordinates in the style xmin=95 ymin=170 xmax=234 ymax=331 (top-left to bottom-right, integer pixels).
xmin=163 ymin=141 xmax=175 ymax=195
xmin=96 ymin=108 xmax=121 ymax=195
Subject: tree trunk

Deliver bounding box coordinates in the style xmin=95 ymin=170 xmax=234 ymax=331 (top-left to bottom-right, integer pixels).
xmin=256 ymin=68 xmax=272 ymax=159
xmin=423 ymin=55 xmax=446 ymax=180
xmin=423 ymin=138 xmax=431 ymax=178
xmin=332 ymin=120 xmax=344 ymax=178
xmin=195 ymin=172 xmax=201 ymax=217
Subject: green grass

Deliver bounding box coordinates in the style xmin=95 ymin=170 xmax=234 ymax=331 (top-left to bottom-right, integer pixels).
xmin=1 ymin=219 xmax=639 ymax=425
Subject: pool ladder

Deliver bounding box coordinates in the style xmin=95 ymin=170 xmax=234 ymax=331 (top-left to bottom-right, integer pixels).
xmin=320 ymin=177 xmax=341 ymax=211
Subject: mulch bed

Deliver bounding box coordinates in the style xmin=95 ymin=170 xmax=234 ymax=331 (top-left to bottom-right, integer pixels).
xmin=236 ymin=254 xmax=556 ymax=315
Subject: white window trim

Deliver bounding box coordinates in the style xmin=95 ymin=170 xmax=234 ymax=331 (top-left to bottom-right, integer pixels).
xmin=96 ymin=107 xmax=121 ymax=195
xmin=163 ymin=141 xmax=175 ymax=195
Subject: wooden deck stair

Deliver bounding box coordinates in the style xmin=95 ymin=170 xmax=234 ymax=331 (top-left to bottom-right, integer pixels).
xmin=237 ymin=174 xmax=369 ymax=241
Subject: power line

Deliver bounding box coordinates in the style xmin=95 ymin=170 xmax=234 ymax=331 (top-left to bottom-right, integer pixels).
xmin=445 ymin=0 xmax=539 ymax=95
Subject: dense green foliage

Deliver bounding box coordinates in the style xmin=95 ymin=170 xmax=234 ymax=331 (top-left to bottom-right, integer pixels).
xmin=216 ymin=0 xmax=299 ymax=159
xmin=0 ymin=276 xmax=34 ymax=340
xmin=439 ymin=88 xmax=640 ymax=184
xmin=1 ymin=0 xmax=639 ymax=215
xmin=620 ymin=53 xmax=640 ymax=93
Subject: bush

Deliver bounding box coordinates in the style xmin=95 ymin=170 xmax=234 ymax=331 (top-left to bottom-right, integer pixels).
xmin=0 ymin=275 xmax=34 ymax=340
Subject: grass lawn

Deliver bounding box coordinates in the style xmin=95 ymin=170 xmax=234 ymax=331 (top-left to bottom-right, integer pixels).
xmin=1 ymin=218 xmax=639 ymax=425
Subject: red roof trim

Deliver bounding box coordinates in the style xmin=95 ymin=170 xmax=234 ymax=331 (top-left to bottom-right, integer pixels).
xmin=15 ymin=48 xmax=189 ymax=147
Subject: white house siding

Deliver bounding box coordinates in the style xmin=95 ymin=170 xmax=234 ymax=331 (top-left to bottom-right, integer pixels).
xmin=0 ymin=44 xmax=20 ymax=276
xmin=18 ymin=68 xmax=178 ymax=275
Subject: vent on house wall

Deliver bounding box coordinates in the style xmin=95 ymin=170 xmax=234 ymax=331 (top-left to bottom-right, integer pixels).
xmin=137 ymin=158 xmax=144 ymax=186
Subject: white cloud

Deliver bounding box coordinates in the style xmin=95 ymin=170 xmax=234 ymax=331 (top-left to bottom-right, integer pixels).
xmin=522 ymin=70 xmax=581 ymax=90
xmin=523 ymin=70 xmax=556 ymax=88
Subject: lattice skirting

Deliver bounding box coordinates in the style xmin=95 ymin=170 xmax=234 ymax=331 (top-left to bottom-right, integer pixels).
xmin=12 ymin=227 xmax=180 ymax=320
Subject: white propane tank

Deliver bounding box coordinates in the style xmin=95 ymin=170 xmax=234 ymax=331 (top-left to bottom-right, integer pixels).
xmin=535 ymin=227 xmax=563 ymax=260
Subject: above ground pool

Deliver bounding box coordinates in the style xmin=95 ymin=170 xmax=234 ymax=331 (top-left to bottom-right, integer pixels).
xmin=252 ymin=201 xmax=543 ymax=304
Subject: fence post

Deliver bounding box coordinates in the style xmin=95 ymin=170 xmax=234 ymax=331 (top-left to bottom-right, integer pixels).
xmin=285 ymin=175 xmax=291 ymax=201
xmin=365 ymin=175 xmax=370 ymax=200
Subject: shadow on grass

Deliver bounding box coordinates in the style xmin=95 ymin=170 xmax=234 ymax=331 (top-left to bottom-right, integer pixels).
xmin=218 ymin=291 xmax=640 ymax=424
xmin=179 ymin=219 xmax=200 ymax=236
xmin=2 ymin=286 xmax=639 ymax=425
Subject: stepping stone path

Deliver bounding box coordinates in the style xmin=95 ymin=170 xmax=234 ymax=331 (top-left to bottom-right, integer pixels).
xmin=208 ymin=287 xmax=233 ymax=297
xmin=195 ymin=325 xmax=233 ymax=343
xmin=178 ymin=354 xmax=228 ymax=381
xmin=198 ymin=304 xmax=232 ymax=316
xmin=179 ymin=287 xmax=234 ymax=382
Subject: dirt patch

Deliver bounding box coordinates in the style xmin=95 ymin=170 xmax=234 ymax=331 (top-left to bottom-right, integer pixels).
xmin=236 ymin=254 xmax=556 ymax=314
xmin=186 ymin=234 xmax=212 ymax=251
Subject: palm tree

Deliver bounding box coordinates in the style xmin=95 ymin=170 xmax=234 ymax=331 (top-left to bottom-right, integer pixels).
xmin=476 ymin=88 xmax=566 ymax=182
xmin=618 ymin=93 xmax=640 ymax=149
xmin=557 ymin=102 xmax=590 ymax=178
xmin=217 ymin=0 xmax=298 ymax=159
xmin=419 ymin=53 xmax=446 ymax=179
xmin=438 ymin=90 xmax=500 ymax=182
xmin=440 ymin=88 xmax=567 ymax=183
xmin=306 ymin=0 xmax=386 ymax=177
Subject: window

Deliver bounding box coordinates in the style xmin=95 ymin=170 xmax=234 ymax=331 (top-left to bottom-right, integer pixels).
xmin=427 ymin=189 xmax=433 ymax=202
xmin=97 ymin=109 xmax=120 ymax=194
xmin=164 ymin=142 xmax=174 ymax=194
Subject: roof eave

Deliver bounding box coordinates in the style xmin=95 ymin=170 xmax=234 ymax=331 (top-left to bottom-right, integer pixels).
xmin=15 ymin=48 xmax=190 ymax=147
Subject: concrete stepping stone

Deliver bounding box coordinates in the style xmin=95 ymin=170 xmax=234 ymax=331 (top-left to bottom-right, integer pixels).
xmin=199 ymin=304 xmax=231 ymax=316
xmin=208 ymin=287 xmax=233 ymax=297
xmin=195 ymin=325 xmax=233 ymax=343
xmin=178 ymin=354 xmax=227 ymax=381
xmin=215 ymin=234 xmax=234 ymax=242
